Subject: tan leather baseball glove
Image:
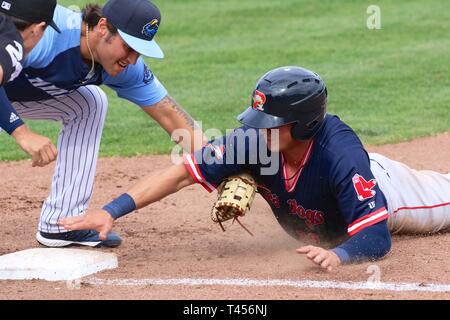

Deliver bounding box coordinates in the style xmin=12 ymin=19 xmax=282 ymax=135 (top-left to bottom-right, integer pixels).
xmin=211 ymin=173 xmax=257 ymax=235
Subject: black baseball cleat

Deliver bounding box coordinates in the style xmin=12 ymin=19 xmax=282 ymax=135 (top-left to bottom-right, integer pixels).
xmin=36 ymin=230 xmax=122 ymax=248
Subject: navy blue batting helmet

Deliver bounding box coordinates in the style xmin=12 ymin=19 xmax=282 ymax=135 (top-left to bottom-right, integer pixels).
xmin=237 ymin=66 xmax=327 ymax=140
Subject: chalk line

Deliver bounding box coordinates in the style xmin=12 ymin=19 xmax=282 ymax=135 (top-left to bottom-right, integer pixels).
xmin=85 ymin=277 xmax=450 ymax=293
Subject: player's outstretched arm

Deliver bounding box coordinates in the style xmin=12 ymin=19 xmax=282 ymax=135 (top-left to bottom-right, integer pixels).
xmin=128 ymin=163 xmax=195 ymax=208
xmin=143 ymin=95 xmax=207 ymax=153
xmin=58 ymin=164 xmax=195 ymax=239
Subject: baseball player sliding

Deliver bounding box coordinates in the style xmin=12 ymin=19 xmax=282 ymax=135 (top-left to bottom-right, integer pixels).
xmin=60 ymin=66 xmax=450 ymax=271
xmin=0 ymin=0 xmax=59 ymax=167
xmin=2 ymin=0 xmax=205 ymax=247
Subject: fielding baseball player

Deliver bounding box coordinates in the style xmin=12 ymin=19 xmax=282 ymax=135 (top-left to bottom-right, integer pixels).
xmin=60 ymin=66 xmax=450 ymax=271
xmin=2 ymin=0 xmax=205 ymax=248
xmin=0 ymin=0 xmax=59 ymax=167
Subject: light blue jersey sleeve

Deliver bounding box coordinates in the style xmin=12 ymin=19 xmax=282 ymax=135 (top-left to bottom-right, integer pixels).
xmin=23 ymin=5 xmax=82 ymax=68
xmin=18 ymin=5 xmax=167 ymax=107
xmin=103 ymin=58 xmax=168 ymax=107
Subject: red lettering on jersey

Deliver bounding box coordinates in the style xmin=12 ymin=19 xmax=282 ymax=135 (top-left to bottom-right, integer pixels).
xmin=260 ymin=188 xmax=280 ymax=208
xmin=314 ymin=212 xmax=325 ymax=225
xmin=272 ymin=195 xmax=280 ymax=208
xmin=298 ymin=206 xmax=306 ymax=219
xmin=287 ymin=199 xmax=297 ymax=213
xmin=352 ymin=174 xmax=377 ymax=201
xmin=305 ymin=210 xmax=315 ymax=227
xmin=287 ymin=199 xmax=324 ymax=228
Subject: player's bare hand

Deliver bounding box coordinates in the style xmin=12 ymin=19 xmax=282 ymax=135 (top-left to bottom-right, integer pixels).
xmin=58 ymin=210 xmax=114 ymax=240
xmin=296 ymin=245 xmax=341 ymax=272
xmin=12 ymin=125 xmax=57 ymax=167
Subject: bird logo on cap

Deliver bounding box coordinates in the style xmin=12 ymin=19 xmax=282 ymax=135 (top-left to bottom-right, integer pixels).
xmin=252 ymin=90 xmax=266 ymax=111
xmin=142 ymin=19 xmax=159 ymax=39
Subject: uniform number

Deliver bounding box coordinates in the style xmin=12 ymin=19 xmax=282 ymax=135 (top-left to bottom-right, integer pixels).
xmin=5 ymin=41 xmax=23 ymax=82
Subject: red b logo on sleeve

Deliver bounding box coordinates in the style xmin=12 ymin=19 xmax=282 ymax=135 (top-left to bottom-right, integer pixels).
xmin=352 ymin=174 xmax=377 ymax=201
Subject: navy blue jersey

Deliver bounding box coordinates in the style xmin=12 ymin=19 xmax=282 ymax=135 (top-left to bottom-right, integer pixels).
xmin=4 ymin=5 xmax=167 ymax=105
xmin=184 ymin=114 xmax=389 ymax=248
xmin=0 ymin=15 xmax=23 ymax=85
xmin=0 ymin=15 xmax=25 ymax=134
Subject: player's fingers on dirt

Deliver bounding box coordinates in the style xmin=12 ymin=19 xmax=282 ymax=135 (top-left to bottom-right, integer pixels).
xmin=296 ymin=245 xmax=314 ymax=254
xmin=306 ymin=247 xmax=321 ymax=260
xmin=313 ymin=251 xmax=327 ymax=264
xmin=321 ymin=258 xmax=331 ymax=269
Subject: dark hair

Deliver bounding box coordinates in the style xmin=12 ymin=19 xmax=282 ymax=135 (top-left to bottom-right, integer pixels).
xmin=0 ymin=12 xmax=34 ymax=31
xmin=82 ymin=4 xmax=117 ymax=34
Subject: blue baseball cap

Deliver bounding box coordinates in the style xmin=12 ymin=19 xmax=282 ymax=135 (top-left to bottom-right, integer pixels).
xmin=103 ymin=0 xmax=163 ymax=59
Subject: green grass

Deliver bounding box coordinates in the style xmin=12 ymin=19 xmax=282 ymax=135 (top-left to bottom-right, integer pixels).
xmin=1 ymin=0 xmax=449 ymax=161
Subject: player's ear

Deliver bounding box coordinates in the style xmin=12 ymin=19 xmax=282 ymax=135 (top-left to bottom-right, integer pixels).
xmin=37 ymin=22 xmax=47 ymax=32
xmin=29 ymin=22 xmax=47 ymax=37
xmin=96 ymin=18 xmax=110 ymax=37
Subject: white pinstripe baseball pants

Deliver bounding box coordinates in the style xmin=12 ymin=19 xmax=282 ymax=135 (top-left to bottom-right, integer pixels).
xmin=12 ymin=85 xmax=108 ymax=233
xmin=370 ymin=153 xmax=450 ymax=234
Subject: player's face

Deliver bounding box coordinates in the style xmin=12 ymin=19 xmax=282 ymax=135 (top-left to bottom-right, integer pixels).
xmin=263 ymin=124 xmax=295 ymax=152
xmin=96 ymin=32 xmax=140 ymax=77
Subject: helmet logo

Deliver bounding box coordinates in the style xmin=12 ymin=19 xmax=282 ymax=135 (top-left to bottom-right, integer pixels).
xmin=252 ymin=90 xmax=266 ymax=111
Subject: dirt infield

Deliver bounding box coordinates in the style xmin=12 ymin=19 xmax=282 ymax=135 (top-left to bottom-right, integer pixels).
xmin=0 ymin=132 xmax=449 ymax=300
